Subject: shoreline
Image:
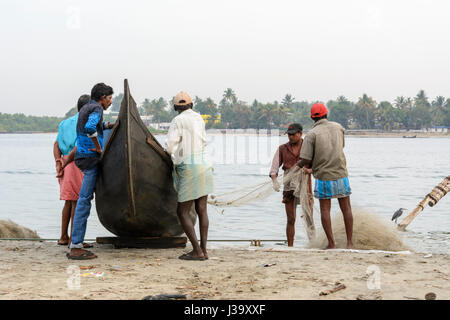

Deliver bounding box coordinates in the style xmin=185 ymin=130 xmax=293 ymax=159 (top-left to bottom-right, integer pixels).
xmin=0 ymin=240 xmax=448 ymax=300
xmin=2 ymin=131 xmax=449 ymax=138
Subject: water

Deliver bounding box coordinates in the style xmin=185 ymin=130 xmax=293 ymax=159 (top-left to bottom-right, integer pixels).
xmin=0 ymin=133 xmax=449 ymax=253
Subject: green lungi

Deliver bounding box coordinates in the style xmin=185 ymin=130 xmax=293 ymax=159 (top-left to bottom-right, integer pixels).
xmin=172 ymin=152 xmax=214 ymax=202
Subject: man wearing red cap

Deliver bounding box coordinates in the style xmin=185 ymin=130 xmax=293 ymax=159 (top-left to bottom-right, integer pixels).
xmin=297 ymin=103 xmax=354 ymax=249
xmin=269 ymin=123 xmax=313 ymax=247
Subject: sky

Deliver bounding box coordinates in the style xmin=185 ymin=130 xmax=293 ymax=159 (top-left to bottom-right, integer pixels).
xmin=1 ymin=0 xmax=450 ymax=116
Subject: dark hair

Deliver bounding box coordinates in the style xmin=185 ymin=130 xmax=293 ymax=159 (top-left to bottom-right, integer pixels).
xmin=174 ymin=102 xmax=193 ymax=112
xmin=77 ymin=94 xmax=91 ymax=112
xmin=312 ymin=114 xmax=328 ymax=121
xmin=91 ymin=83 xmax=114 ymax=101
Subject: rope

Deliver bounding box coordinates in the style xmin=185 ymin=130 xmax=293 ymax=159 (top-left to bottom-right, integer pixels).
xmin=0 ymin=238 xmax=287 ymax=242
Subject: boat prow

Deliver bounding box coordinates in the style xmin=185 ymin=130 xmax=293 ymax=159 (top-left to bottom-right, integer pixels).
xmin=96 ymin=79 xmax=194 ymax=237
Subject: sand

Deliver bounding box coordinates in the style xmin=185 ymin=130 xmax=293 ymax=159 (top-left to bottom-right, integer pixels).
xmin=0 ymin=240 xmax=448 ymax=300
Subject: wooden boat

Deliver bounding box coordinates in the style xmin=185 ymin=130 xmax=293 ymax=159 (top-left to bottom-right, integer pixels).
xmin=402 ymin=135 xmax=416 ymax=138
xmin=95 ymin=79 xmax=195 ymax=237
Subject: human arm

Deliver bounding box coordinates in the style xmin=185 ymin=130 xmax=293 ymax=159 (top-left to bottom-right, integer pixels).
xmin=166 ymin=120 xmax=181 ymax=156
xmin=269 ymin=147 xmax=282 ymax=191
xmin=103 ymin=121 xmax=115 ymax=130
xmin=85 ymin=110 xmax=103 ymax=154
xmin=307 ymin=172 xmax=314 ymax=207
xmin=297 ymin=133 xmax=314 ymax=169
xmin=53 ymin=141 xmax=64 ymax=177
xmin=61 ymin=147 xmax=77 ymax=168
xmin=296 ymin=158 xmax=312 ymax=168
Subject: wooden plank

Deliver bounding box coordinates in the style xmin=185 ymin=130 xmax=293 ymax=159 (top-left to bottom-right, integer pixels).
xmin=96 ymin=236 xmax=187 ymax=249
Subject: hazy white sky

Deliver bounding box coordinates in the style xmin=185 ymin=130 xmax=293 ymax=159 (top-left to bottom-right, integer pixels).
xmin=1 ymin=0 xmax=449 ymax=116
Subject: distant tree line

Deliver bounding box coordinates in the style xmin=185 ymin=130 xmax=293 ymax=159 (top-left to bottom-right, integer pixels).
xmin=0 ymin=113 xmax=62 ymax=133
xmin=131 ymin=89 xmax=450 ymax=130
xmin=1 ymin=89 xmax=449 ymax=133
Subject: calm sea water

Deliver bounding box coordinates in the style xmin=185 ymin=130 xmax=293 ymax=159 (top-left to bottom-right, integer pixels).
xmin=0 ymin=133 xmax=449 ymax=253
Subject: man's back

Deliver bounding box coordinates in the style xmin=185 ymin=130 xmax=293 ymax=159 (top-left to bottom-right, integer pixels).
xmin=56 ymin=114 xmax=78 ymax=156
xmin=166 ymin=109 xmax=207 ymax=165
xmin=75 ymin=101 xmax=104 ymax=159
xmin=300 ymin=119 xmax=348 ymax=181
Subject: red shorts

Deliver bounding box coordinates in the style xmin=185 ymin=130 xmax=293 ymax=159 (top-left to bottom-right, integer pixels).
xmin=58 ymin=157 xmax=84 ymax=201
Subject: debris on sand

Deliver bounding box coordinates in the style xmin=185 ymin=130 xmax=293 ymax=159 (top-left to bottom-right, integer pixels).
xmin=319 ymin=282 xmax=346 ymax=296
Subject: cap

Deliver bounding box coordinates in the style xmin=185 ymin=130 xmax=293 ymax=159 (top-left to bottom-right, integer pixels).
xmin=285 ymin=123 xmax=303 ymax=134
xmin=174 ymin=91 xmax=192 ymax=106
xmin=310 ymin=103 xmax=328 ymax=118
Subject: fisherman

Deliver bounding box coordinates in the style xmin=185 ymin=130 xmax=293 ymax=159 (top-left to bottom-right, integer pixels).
xmin=296 ymin=103 xmax=354 ymax=249
xmin=269 ymin=123 xmax=313 ymax=247
xmin=166 ymin=91 xmax=213 ymax=261
xmin=53 ymin=94 xmax=90 ymax=247
xmin=66 ymin=83 xmax=115 ymax=260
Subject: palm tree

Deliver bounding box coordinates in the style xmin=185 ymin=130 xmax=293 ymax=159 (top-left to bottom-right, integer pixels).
xmin=414 ymin=90 xmax=430 ymax=108
xmin=432 ymin=96 xmax=446 ymax=109
xmin=394 ymin=96 xmax=408 ymax=110
xmin=281 ymin=94 xmax=295 ymax=108
xmin=405 ymin=97 xmax=413 ymax=109
xmin=257 ymin=103 xmax=276 ymax=130
xmin=337 ymin=95 xmax=349 ymax=104
xmin=431 ymin=96 xmax=446 ymax=126
xmin=273 ymin=101 xmax=290 ymax=127
xmin=204 ymin=97 xmax=218 ymax=123
xmin=222 ymin=88 xmax=237 ymax=105
xmin=356 ymin=94 xmax=376 ymax=129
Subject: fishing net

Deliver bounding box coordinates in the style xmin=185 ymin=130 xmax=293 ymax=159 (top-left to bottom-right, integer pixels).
xmin=0 ymin=220 xmax=40 ymax=239
xmin=207 ymin=167 xmax=316 ymax=240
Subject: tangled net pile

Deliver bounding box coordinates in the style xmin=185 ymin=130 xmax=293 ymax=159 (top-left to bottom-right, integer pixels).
xmin=207 ymin=168 xmax=406 ymax=251
xmin=0 ymin=220 xmax=40 ymax=239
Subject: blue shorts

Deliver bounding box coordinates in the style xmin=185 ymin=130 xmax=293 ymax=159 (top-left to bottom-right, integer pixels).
xmin=314 ymin=176 xmax=351 ymax=199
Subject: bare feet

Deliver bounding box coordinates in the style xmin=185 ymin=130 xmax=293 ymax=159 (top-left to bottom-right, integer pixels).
xmin=57 ymin=236 xmax=69 ymax=245
xmin=347 ymin=242 xmax=354 ymax=249
xmin=323 ymin=243 xmax=336 ymax=250
xmin=201 ymin=246 xmax=208 ymax=259
xmin=179 ymin=250 xmax=206 ymax=261
xmin=189 ymin=250 xmax=205 ymax=259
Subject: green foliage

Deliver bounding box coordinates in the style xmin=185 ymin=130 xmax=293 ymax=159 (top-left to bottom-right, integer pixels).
xmin=0 ymin=113 xmax=62 ymax=133
xmin=2 ymin=89 xmax=449 ymax=133
xmin=327 ymin=96 xmax=354 ymax=129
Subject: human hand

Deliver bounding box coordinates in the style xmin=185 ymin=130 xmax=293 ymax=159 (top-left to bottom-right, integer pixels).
xmin=55 ymin=158 xmax=64 ymax=178
xmin=308 ymin=193 xmax=314 ymax=208
xmin=302 ymin=167 xmax=312 ymax=174
xmin=88 ymin=147 xmax=102 ymax=154
xmin=107 ymin=121 xmax=115 ymax=129
xmin=272 ymin=179 xmax=281 ymax=192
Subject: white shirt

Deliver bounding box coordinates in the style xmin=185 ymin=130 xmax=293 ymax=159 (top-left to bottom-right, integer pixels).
xmin=166 ymin=109 xmax=207 ymax=165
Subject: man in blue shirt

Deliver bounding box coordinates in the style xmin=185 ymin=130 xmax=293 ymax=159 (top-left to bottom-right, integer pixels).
xmin=67 ymin=83 xmax=114 ymax=260
xmin=54 ymin=94 xmax=90 ymax=247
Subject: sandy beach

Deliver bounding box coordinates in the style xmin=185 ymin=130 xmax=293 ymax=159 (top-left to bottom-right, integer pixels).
xmin=0 ymin=240 xmax=448 ymax=300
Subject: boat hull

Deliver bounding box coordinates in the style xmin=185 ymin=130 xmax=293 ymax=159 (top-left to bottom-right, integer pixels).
xmin=95 ymin=80 xmax=195 ymax=237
